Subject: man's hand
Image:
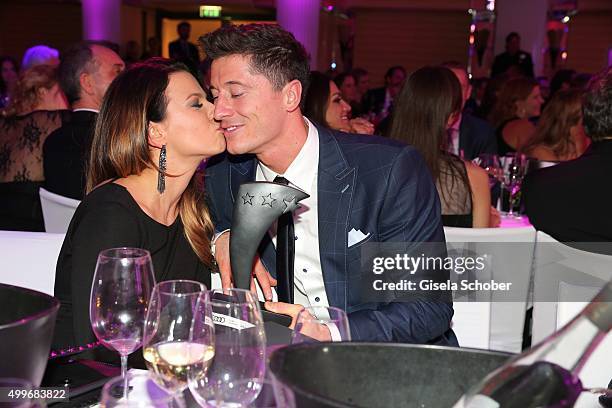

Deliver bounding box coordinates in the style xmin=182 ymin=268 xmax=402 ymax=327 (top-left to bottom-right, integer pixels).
xmin=349 ymin=118 xmax=375 ymax=135
xmin=214 ymin=231 xmax=277 ymax=300
xmin=265 ymin=302 xmax=332 ymax=341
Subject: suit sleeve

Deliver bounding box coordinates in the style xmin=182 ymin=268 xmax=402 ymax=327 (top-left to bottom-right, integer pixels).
xmin=347 ymin=147 xmax=456 ymax=344
xmin=204 ymin=154 xmax=233 ymax=232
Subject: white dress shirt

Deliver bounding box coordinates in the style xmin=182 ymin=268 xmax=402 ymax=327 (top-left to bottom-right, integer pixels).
xmin=256 ymin=118 xmax=333 ymax=319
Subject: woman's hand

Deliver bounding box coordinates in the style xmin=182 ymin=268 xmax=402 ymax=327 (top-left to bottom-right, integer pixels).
xmin=349 ymin=118 xmax=375 ymax=135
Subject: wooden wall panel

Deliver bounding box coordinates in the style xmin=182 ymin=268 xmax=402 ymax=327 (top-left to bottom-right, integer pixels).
xmin=353 ymin=9 xmax=470 ymax=88
xmin=566 ymin=11 xmax=612 ymax=74
xmin=0 ymin=2 xmax=82 ymax=61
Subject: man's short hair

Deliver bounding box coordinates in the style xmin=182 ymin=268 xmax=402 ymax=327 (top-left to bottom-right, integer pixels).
xmin=200 ymin=24 xmax=310 ymax=106
xmin=59 ymin=41 xmax=108 ymax=104
xmin=178 ymin=21 xmax=190 ymax=30
xmin=583 ymin=66 xmax=612 ymax=141
xmin=506 ymin=32 xmax=520 ymax=43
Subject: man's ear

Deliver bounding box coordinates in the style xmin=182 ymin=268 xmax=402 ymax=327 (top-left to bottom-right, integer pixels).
xmin=79 ymin=72 xmax=94 ymax=96
xmin=147 ymin=121 xmax=167 ymax=149
xmin=283 ymin=79 xmax=303 ymax=112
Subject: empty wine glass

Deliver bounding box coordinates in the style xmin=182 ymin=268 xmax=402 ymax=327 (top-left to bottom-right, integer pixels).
xmin=142 ymin=280 xmax=213 ymax=393
xmin=291 ymin=306 xmax=351 ymax=344
xmin=90 ymin=248 xmax=155 ymax=384
xmin=500 ymin=153 xmax=528 ymax=218
xmin=100 ymin=371 xmax=180 ymax=407
xmin=188 ymin=288 xmax=266 ymax=408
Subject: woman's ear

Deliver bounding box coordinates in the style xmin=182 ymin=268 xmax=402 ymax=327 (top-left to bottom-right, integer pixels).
xmin=283 ymin=79 xmax=303 ymax=112
xmin=147 ymin=121 xmax=167 ymax=149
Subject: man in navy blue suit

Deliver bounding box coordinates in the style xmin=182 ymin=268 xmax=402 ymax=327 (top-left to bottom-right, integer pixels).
xmin=200 ymin=24 xmax=456 ymax=345
xmin=442 ymin=62 xmax=497 ymax=161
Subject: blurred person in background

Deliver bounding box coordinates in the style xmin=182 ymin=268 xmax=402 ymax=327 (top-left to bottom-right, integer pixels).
xmin=0 ymin=56 xmax=19 ymax=109
xmin=43 ymin=42 xmax=124 ymax=200
xmin=334 ymin=72 xmax=360 ymax=113
xmin=21 ymin=45 xmax=60 ymax=70
xmin=305 ymin=71 xmax=374 ymax=135
xmin=521 ymin=89 xmax=590 ymax=163
xmin=523 ymin=67 xmax=612 ymax=247
xmin=169 ymin=21 xmax=200 ymax=74
xmin=362 ymin=65 xmax=406 ymax=126
xmin=388 ymin=66 xmax=493 ymax=228
xmin=490 ymin=77 xmax=544 ymax=156
xmin=0 ymin=64 xmax=68 ymax=231
xmin=442 ymin=62 xmax=497 ymax=160
xmin=548 ymin=69 xmax=576 ymax=100
xmin=491 ymin=32 xmax=534 ymax=78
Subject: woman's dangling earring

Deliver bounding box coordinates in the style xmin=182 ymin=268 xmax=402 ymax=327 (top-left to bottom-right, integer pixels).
xmin=157 ymin=144 xmax=166 ymax=194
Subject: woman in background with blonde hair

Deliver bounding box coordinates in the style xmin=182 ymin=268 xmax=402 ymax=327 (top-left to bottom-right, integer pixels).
xmin=490 ymin=77 xmax=544 ymax=156
xmin=52 ymin=59 xmax=226 ymax=357
xmin=521 ymin=89 xmax=590 ymax=163
xmin=0 ymin=64 xmax=68 ymax=231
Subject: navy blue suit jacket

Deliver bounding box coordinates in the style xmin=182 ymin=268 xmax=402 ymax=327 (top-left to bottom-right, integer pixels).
xmin=205 ymin=124 xmax=457 ymax=345
xmin=459 ymin=114 xmax=498 ymax=161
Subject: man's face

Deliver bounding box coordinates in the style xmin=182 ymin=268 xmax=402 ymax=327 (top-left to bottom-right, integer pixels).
xmin=89 ymin=45 xmax=125 ymax=108
xmin=178 ymin=25 xmax=190 ymax=40
xmin=507 ymin=36 xmax=520 ymax=54
xmin=449 ymin=68 xmax=472 ymax=108
xmin=356 ymin=74 xmax=369 ymax=95
xmin=210 ymin=54 xmax=288 ymax=156
xmin=386 ymin=69 xmax=406 ymax=97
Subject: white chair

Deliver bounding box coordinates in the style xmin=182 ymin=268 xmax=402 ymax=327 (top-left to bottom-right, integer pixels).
xmin=444 ymin=226 xmax=537 ymax=353
xmin=39 ymin=188 xmax=80 ymax=233
xmin=0 ymin=230 xmax=65 ymax=295
xmin=532 ymin=231 xmax=612 ymax=407
xmin=532 ymin=231 xmax=612 ymax=343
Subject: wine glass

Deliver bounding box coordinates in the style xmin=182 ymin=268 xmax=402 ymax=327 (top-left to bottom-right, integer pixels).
xmin=142 ymin=280 xmax=213 ymax=393
xmin=100 ymin=371 xmax=179 ymax=407
xmin=188 ymin=288 xmax=266 ymax=408
xmin=90 ymin=248 xmax=155 ymax=383
xmin=291 ymin=306 xmax=351 ymax=344
xmin=473 ymin=154 xmax=503 ymax=189
xmin=500 ymin=153 xmax=528 ymax=218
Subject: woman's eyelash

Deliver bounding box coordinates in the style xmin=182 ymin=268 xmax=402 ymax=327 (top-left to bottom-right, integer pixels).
xmin=193 ymin=102 xmax=203 ymax=108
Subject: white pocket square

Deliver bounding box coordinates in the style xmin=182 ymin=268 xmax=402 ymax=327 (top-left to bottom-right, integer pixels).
xmin=348 ymin=228 xmax=371 ymax=247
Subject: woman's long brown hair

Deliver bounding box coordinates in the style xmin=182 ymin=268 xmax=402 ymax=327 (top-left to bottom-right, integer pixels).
xmin=489 ymin=77 xmax=538 ymax=128
xmin=388 ymin=66 xmax=469 ymax=207
xmin=87 ymin=59 xmax=214 ymax=266
xmin=521 ymin=89 xmax=583 ymax=159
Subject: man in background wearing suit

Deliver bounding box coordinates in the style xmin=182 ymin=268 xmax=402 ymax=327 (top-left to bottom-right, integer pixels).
xmin=362 ymin=65 xmax=406 ymax=126
xmin=524 ymin=67 xmax=612 ymax=248
xmin=43 ymin=42 xmax=124 ymax=199
xmin=169 ymin=21 xmax=200 ymax=73
xmin=442 ymin=62 xmax=497 ymax=161
xmin=201 ymin=24 xmax=456 ymax=345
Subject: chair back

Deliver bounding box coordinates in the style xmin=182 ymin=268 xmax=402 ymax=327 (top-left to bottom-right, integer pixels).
xmin=0 ymin=230 xmax=65 ymax=295
xmin=444 ymin=226 xmax=537 ymax=352
xmin=39 ymin=188 xmax=80 ymax=233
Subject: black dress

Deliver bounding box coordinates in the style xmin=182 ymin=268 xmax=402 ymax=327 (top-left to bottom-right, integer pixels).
xmin=496 ymin=117 xmax=519 ymax=157
xmin=52 ymin=183 xmax=211 ymax=361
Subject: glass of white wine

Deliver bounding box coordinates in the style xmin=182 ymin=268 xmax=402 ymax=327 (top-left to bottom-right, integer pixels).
xmin=142 ymin=280 xmax=214 ymax=394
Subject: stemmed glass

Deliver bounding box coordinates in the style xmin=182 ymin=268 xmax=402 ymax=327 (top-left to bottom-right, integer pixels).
xmin=100 ymin=371 xmax=179 ymax=408
xmin=90 ymin=248 xmax=155 ymax=386
xmin=142 ymin=280 xmax=214 ymax=393
xmin=500 ymin=153 xmax=528 ymax=217
xmin=188 ymin=288 xmax=266 ymax=407
xmin=291 ymin=306 xmax=351 ymax=344
xmin=473 ymin=154 xmax=503 ymax=189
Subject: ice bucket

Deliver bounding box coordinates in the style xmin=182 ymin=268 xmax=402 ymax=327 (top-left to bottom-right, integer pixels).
xmin=269 ymin=342 xmax=511 ymax=407
xmin=0 ymin=284 xmax=59 ymax=386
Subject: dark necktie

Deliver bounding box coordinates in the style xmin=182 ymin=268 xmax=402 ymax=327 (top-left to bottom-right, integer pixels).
xmin=274 ymin=176 xmax=294 ymax=303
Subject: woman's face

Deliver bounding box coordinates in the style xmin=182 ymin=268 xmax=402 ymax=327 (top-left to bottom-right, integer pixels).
xmin=1 ymin=60 xmax=18 ymax=85
xmin=159 ymin=71 xmax=226 ymax=168
xmin=517 ymin=85 xmax=544 ymax=118
xmin=325 ymin=81 xmax=351 ymax=131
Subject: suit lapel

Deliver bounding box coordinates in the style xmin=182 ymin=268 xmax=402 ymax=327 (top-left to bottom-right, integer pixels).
xmin=316 ymin=125 xmax=355 ymax=309
xmin=228 ymin=157 xmax=256 ymax=204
